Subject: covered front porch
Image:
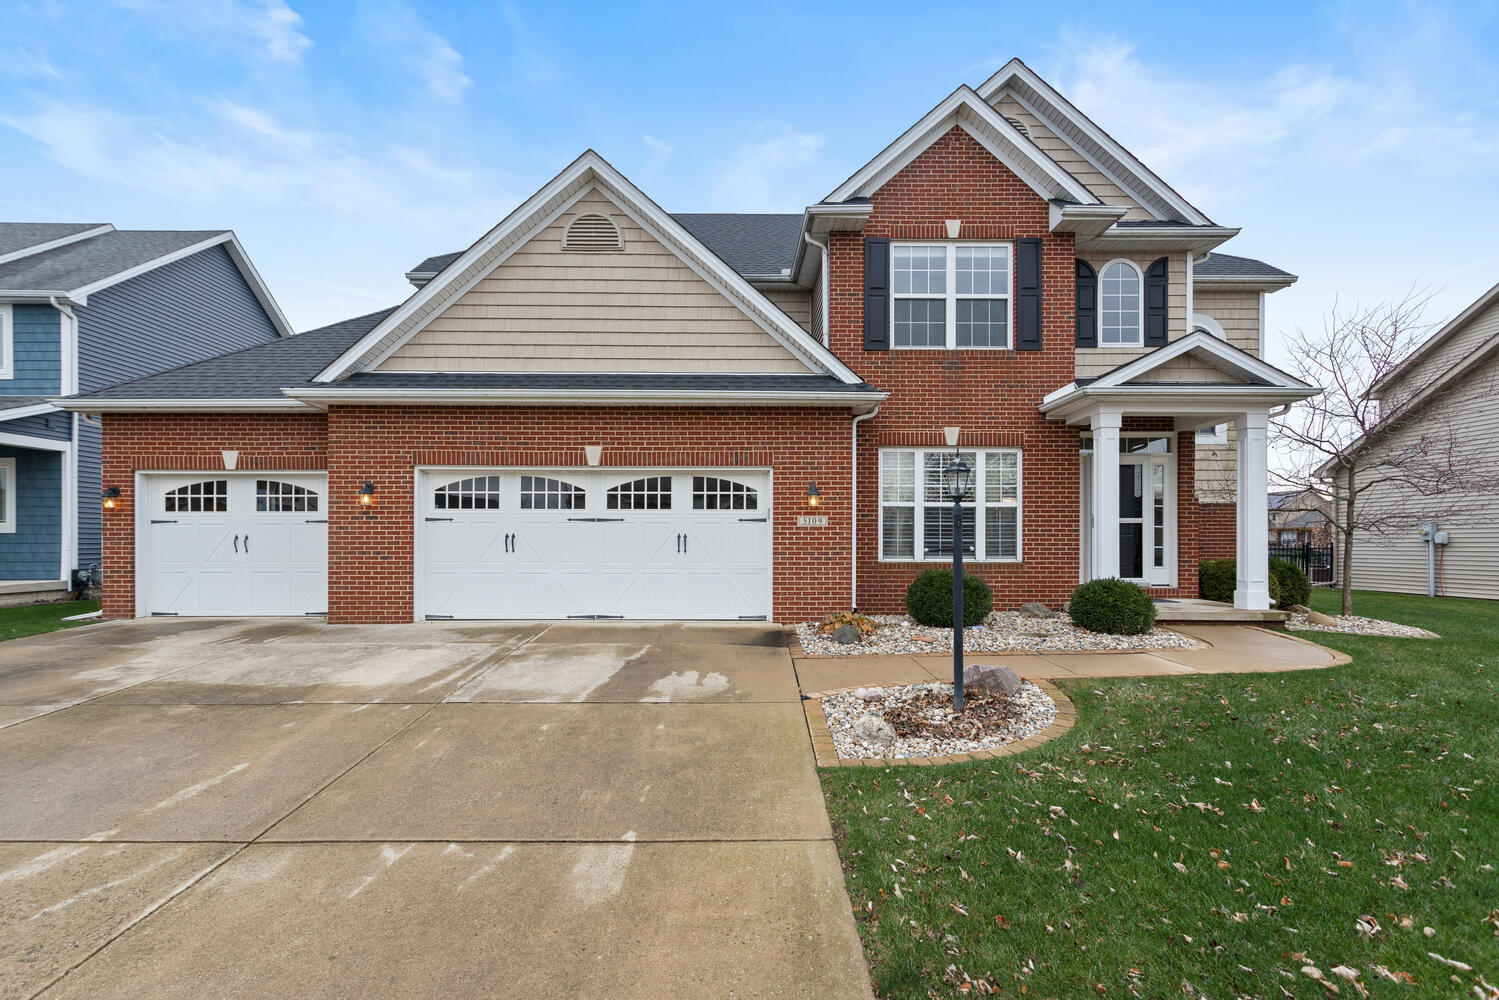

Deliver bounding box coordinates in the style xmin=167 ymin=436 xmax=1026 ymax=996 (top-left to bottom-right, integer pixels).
xmin=1043 ymin=332 xmax=1318 ymax=611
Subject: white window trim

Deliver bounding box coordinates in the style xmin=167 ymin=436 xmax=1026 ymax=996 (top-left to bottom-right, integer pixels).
xmin=877 ymin=448 xmax=1022 ymax=562
xmin=0 ymin=304 xmax=14 ymax=380
xmin=891 ymin=242 xmax=1014 ymax=351
xmin=1098 ymin=258 xmax=1144 ymax=348
xmin=0 ymin=457 xmax=15 ymax=533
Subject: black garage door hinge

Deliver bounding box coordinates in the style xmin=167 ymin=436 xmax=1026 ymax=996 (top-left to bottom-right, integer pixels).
xmin=150 ymin=519 xmax=178 ymax=525
xmin=424 ymin=614 xmax=455 ymax=620
xmin=738 ymin=517 xmax=768 ymax=522
xmin=305 ymin=519 xmax=328 ymax=524
xmin=150 ymin=611 xmax=179 ymax=617
xmin=567 ymin=517 xmax=626 ymax=522
xmin=738 ymin=615 xmax=768 ymax=621
xmin=304 ymin=611 xmax=328 ymax=616
xmin=425 ymin=517 xmax=454 ymax=522
xmin=566 ymin=614 xmax=625 ymax=619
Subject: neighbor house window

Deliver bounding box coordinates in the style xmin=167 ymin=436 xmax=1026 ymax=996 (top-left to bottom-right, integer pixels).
xmin=1099 ymin=260 xmax=1142 ymax=346
xmin=879 ymin=449 xmax=1021 ymax=561
xmin=0 ymin=305 xmax=12 ymax=380
xmin=0 ymin=457 xmax=14 ymax=534
xmin=892 ymin=243 xmax=1011 ymax=349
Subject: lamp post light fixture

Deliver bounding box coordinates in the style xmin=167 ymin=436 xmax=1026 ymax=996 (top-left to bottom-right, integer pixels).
xmin=943 ymin=452 xmax=973 ymax=712
xmin=358 ymin=481 xmax=376 ymax=507
xmin=805 ymin=483 xmax=822 ymax=507
xmin=102 ymin=487 xmax=121 ymax=510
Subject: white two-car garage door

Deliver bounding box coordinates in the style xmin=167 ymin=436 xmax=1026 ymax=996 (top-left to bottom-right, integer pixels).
xmin=419 ymin=470 xmax=771 ymax=620
xmin=142 ymin=474 xmax=328 ymax=616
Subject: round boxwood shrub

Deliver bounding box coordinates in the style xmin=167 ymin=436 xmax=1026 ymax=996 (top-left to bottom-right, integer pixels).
xmin=1270 ymin=557 xmax=1310 ymax=610
xmin=905 ymin=569 xmax=993 ymax=627
xmin=1068 ymin=578 xmax=1156 ymax=635
xmin=1198 ymin=558 xmax=1237 ymax=604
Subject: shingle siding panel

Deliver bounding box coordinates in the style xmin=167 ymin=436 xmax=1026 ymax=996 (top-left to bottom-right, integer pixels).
xmin=77 ymin=244 xmax=280 ymax=393
xmin=0 ymin=447 xmax=61 ymax=580
xmin=4 ymin=305 xmax=62 ymax=396
xmin=77 ymin=416 xmax=102 ymax=568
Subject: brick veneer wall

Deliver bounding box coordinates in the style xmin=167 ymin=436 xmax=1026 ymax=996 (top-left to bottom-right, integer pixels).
xmin=99 ymin=412 xmax=329 ymax=617
xmin=828 ymin=127 xmax=1235 ymax=610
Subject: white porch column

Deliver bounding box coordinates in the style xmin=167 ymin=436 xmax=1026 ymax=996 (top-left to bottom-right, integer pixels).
xmin=1090 ymin=411 xmax=1121 ymax=579
xmin=1233 ymin=409 xmax=1271 ymax=609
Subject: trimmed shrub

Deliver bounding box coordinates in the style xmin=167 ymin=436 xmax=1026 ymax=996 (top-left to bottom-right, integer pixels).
xmin=1270 ymin=557 xmax=1310 ymax=610
xmin=1199 ymin=558 xmax=1237 ymax=604
xmin=1200 ymin=556 xmax=1310 ymax=610
xmin=1068 ymin=578 xmax=1156 ymax=635
xmin=905 ymin=569 xmax=993 ymax=627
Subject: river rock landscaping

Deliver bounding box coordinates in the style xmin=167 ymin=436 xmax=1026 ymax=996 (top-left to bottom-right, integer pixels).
xmin=1288 ymin=610 xmax=1439 ymax=638
xmin=796 ymin=611 xmax=1198 ymax=656
xmin=821 ymin=680 xmax=1058 ymax=759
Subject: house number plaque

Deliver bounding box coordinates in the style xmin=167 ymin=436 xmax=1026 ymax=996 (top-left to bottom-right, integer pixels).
xmin=797 ymin=515 xmax=828 ymax=527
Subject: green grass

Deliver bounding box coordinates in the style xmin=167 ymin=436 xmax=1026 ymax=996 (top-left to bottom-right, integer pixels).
xmin=820 ymin=590 xmax=1498 ymax=998
xmin=0 ymin=600 xmax=100 ymax=642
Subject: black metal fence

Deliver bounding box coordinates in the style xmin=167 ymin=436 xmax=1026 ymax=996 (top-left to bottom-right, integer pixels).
xmin=1270 ymin=542 xmax=1335 ymax=585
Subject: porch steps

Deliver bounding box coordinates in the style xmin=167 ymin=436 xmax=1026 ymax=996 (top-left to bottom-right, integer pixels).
xmin=1152 ymin=598 xmax=1290 ymax=624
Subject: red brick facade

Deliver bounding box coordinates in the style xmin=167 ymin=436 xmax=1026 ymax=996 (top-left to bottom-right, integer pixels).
xmin=97 ymin=126 xmax=1237 ymax=623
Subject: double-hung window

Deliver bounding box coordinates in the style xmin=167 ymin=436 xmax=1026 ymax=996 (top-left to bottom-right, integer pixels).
xmin=879 ymin=449 xmax=1021 ymax=561
xmin=892 ymin=243 xmax=1012 ymax=349
xmin=0 ymin=457 xmax=14 ymax=534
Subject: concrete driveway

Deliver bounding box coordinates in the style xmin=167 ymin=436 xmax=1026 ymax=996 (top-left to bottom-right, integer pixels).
xmin=0 ymin=619 xmax=871 ymax=999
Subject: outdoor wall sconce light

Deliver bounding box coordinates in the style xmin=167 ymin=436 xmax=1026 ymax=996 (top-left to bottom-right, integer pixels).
xmin=805 ymin=483 xmax=822 ymax=507
xmin=358 ymin=481 xmax=376 ymax=507
xmin=102 ymin=487 xmax=120 ymax=510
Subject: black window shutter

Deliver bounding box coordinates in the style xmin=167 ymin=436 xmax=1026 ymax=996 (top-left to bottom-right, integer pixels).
xmin=1144 ymin=256 xmax=1169 ymax=347
xmin=1015 ymin=238 xmax=1043 ymax=350
xmin=863 ymin=238 xmax=890 ymax=351
xmin=1074 ymin=259 xmax=1097 ymax=348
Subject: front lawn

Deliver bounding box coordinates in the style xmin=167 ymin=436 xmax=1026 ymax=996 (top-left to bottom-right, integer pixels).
xmin=820 ymin=590 xmax=1497 ymax=998
xmin=0 ymin=599 xmax=100 ymax=642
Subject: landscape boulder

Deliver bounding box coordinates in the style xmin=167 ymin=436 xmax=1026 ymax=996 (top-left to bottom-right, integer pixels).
xmin=1306 ymin=610 xmax=1340 ymax=626
xmin=1019 ymin=602 xmax=1060 ymax=619
xmin=962 ymin=662 xmax=1023 ymax=698
xmin=831 ymin=624 xmax=863 ymax=645
xmin=852 ymin=714 xmax=897 ymax=748
xmin=1289 ymin=604 xmax=1313 ymax=615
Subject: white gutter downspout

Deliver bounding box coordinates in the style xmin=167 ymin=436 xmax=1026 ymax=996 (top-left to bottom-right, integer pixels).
xmin=50 ymin=295 xmax=80 ymax=580
xmin=850 ymin=404 xmax=881 ymax=610
xmin=803 ymin=232 xmax=830 ymax=347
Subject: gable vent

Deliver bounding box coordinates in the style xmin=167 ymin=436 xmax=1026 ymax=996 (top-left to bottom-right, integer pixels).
xmin=562 ymin=212 xmax=623 ymax=252
xmin=1003 ymin=115 xmax=1031 ymax=139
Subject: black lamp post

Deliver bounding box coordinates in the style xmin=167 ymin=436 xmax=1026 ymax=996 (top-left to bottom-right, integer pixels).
xmin=944 ymin=452 xmax=973 ymax=712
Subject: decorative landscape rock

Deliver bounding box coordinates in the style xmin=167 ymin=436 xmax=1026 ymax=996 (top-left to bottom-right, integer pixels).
xmin=1306 ymin=610 xmax=1340 ymax=626
xmin=830 ymin=624 xmax=864 ymax=645
xmin=795 ymin=612 xmax=1197 ymax=657
xmin=1019 ymin=602 xmax=1060 ymax=619
xmin=963 ymin=663 xmax=1022 ymax=698
xmin=851 ymin=714 xmax=897 ymax=748
xmin=1289 ymin=604 xmax=1313 ymax=615
xmin=1288 ymin=611 xmax=1439 ymax=638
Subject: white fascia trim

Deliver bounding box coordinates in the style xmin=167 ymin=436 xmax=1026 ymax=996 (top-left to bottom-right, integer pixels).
xmin=50 ymin=397 xmax=313 ymax=413
xmin=281 ymin=387 xmax=888 ymax=411
xmin=1049 ymin=202 xmax=1129 ymax=232
xmin=1086 ymin=331 xmax=1314 ymax=391
xmin=1041 ymin=384 xmax=1318 ymax=421
xmin=317 ymin=150 xmax=863 ymax=385
xmin=0 ymin=225 xmax=115 ymax=266
xmin=823 ymin=86 xmax=1099 ymax=206
xmin=0 ymin=430 xmax=72 ymax=452
xmin=977 ymin=60 xmax=1213 ymax=226
xmin=0 ymin=402 xmax=59 ymax=422
xmin=1192 ymin=274 xmax=1297 ymax=291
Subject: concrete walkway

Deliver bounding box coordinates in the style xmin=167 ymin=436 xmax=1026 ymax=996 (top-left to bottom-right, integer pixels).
xmin=794 ymin=624 xmax=1347 ymax=693
xmin=0 ymin=619 xmax=872 ymax=1000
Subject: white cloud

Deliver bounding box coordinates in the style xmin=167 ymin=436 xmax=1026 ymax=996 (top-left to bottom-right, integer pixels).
xmin=640 ymin=134 xmax=673 ymax=173
xmin=713 ymin=124 xmax=825 ymax=211
xmin=357 ymin=0 xmax=471 ymax=103
xmin=0 ymin=44 xmax=60 ymax=80
xmin=112 ymin=0 xmax=311 ymax=63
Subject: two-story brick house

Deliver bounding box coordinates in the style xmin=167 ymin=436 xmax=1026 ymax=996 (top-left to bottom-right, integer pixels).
xmin=60 ymin=59 xmax=1314 ymax=622
xmin=0 ymin=223 xmax=289 ymax=603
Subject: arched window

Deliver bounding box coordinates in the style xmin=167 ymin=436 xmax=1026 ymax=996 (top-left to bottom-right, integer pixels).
xmin=561 ymin=212 xmax=623 ymax=252
xmin=434 ymin=476 xmax=502 ymax=510
xmin=519 ymin=475 xmax=585 ymax=510
xmin=1099 ymin=260 xmax=1142 ymax=346
xmin=1191 ymin=313 xmax=1227 ymax=341
xmin=606 ymin=476 xmax=671 ymax=510
xmin=256 ymin=480 xmax=319 ymax=513
xmin=163 ymin=480 xmax=228 ymax=513
xmin=692 ymin=476 xmax=758 ymax=510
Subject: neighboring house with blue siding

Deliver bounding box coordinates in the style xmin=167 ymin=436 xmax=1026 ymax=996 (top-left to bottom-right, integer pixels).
xmin=0 ymin=222 xmax=289 ymax=602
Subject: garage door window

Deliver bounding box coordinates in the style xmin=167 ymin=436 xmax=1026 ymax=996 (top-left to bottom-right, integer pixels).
xmin=692 ymin=476 xmax=758 ymax=510
xmin=607 ymin=476 xmax=672 ymax=510
xmin=164 ymin=479 xmax=228 ymax=513
xmin=434 ymin=476 xmax=502 ymax=510
xmin=520 ymin=475 xmax=586 ymax=510
xmin=256 ymin=480 xmax=319 ymax=513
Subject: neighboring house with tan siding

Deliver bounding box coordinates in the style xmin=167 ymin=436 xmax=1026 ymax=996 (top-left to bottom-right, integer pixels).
xmin=1323 ymin=281 xmax=1499 ymax=599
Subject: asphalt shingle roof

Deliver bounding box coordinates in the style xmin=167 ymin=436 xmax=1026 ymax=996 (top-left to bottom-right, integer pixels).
xmin=0 ymin=230 xmax=225 ymax=292
xmin=73 ymin=308 xmax=396 ymax=400
xmin=0 ymin=395 xmax=53 ymax=414
xmin=0 ymin=223 xmax=107 ymax=257
xmin=1195 ymin=252 xmax=1295 ymax=282
xmin=409 ymin=213 xmax=807 ymax=282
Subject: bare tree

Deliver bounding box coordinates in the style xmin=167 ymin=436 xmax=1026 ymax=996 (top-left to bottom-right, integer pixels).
xmin=1272 ymin=290 xmax=1499 ymax=614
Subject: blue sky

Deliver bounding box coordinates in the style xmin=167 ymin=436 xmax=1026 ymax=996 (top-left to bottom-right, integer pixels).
xmin=3 ymin=1 xmax=1498 ymax=368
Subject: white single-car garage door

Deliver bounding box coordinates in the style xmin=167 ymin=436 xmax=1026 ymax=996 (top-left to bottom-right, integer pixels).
xmin=142 ymin=474 xmax=328 ymax=616
xmin=419 ymin=469 xmax=771 ymax=620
